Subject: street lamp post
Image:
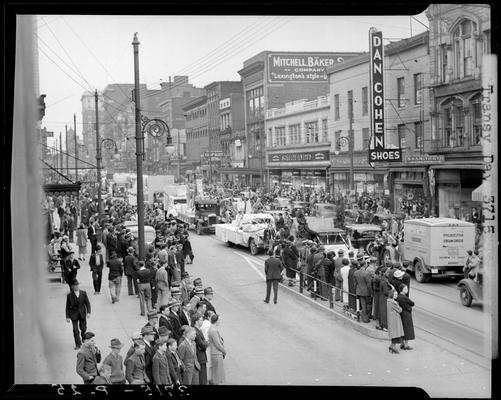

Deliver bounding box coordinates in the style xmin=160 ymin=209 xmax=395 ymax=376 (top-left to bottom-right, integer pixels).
xmin=132 ymin=32 xmax=175 ymax=261
xmin=96 ymin=137 xmax=119 ymax=217
xmin=94 ymin=89 xmax=103 ymax=214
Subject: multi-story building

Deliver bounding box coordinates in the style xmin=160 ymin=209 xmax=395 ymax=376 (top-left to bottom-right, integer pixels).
xmin=183 ymin=95 xmax=209 ymax=180
xmin=425 ymin=4 xmax=491 ymax=219
xmin=238 ymin=50 xmax=362 ymax=186
xmin=265 ymin=96 xmax=331 ymax=190
xmin=218 ymin=91 xmax=246 ymax=184
xmin=327 ymin=31 xmax=431 ymax=210
xmin=203 ymin=81 xmax=244 ymax=182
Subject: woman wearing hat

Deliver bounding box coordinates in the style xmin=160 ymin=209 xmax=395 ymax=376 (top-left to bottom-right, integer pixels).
xmin=386 ymin=289 xmax=404 ymax=353
xmin=396 ymin=284 xmax=415 ymax=350
xmin=376 ymin=267 xmax=392 ymax=331
xmin=102 ymin=338 xmax=126 ymax=384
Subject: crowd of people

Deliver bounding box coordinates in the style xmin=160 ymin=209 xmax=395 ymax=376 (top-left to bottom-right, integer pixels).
xmin=47 ymin=185 xmax=227 ymax=385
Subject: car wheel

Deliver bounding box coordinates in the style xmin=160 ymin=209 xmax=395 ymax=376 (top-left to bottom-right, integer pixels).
xmin=414 ymin=260 xmax=430 ymax=283
xmin=250 ymin=239 xmax=258 ymax=256
xmin=459 ymin=286 xmax=473 ymax=307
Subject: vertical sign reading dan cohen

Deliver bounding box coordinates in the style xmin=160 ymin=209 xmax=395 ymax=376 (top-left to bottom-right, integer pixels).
xmin=368 ymin=28 xmax=402 ymax=163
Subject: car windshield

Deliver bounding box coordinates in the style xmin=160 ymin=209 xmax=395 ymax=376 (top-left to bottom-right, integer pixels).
xmin=318 ymin=233 xmax=347 ymax=245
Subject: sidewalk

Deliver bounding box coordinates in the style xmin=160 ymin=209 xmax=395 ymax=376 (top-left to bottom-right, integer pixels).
xmin=44 ymin=241 xmax=150 ymax=384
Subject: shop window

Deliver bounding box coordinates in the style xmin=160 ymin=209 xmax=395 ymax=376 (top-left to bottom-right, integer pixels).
xmin=334 ymin=94 xmax=340 ymax=120
xmin=397 ymin=77 xmax=405 ymax=108
xmin=362 ymin=87 xmax=368 ymax=116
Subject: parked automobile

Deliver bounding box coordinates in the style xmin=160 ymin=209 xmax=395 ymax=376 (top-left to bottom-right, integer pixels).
xmin=345 ymin=224 xmax=382 ymax=254
xmin=271 ymin=197 xmax=292 ymax=210
xmin=291 ymin=201 xmax=310 ymax=216
xmin=312 ymin=203 xmax=337 ymax=218
xmin=457 ymin=266 xmax=483 ymax=307
xmin=316 ymin=228 xmax=357 ymax=258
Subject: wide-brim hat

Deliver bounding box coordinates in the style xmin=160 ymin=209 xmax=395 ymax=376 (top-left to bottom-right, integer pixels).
xmin=167 ymin=300 xmax=181 ymax=309
xmin=147 ymin=309 xmax=158 ymax=319
xmin=195 ymin=287 xmax=204 ymax=295
xmin=141 ymin=325 xmax=155 ymax=336
xmin=109 ymin=338 xmax=124 ymax=348
xmin=131 ymin=332 xmax=142 ymax=340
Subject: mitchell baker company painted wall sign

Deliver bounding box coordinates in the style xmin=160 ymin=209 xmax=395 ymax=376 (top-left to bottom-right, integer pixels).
xmin=268 ymin=150 xmax=330 ymax=163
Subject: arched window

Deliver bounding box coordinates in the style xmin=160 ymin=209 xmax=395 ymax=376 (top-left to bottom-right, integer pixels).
xmin=440 ymin=98 xmax=464 ymax=148
xmin=452 ymin=19 xmax=478 ymax=79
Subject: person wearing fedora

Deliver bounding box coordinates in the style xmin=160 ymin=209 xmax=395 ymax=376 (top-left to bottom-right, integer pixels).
xmin=188 ymin=286 xmax=205 ymax=312
xmin=179 ymin=272 xmax=192 ymax=304
xmin=89 ymin=244 xmax=105 ymax=295
xmin=124 ymin=246 xmax=139 ymax=296
xmin=141 ymin=325 xmax=157 ymax=382
xmin=264 ymin=249 xmax=284 ymax=304
xmin=102 ymin=338 xmax=126 ymax=384
xmin=76 ymin=332 xmax=101 ymax=384
xmin=167 ymin=300 xmax=183 ymax=342
xmin=144 ymin=310 xmax=160 ymax=342
xmin=66 ymin=280 xmax=91 ymax=350
xmin=200 ymin=287 xmax=217 ymax=315
xmin=391 ymin=263 xmax=411 ymax=295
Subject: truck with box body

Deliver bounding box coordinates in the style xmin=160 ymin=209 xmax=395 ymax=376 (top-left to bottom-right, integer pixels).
xmin=385 ymin=218 xmax=476 ymax=283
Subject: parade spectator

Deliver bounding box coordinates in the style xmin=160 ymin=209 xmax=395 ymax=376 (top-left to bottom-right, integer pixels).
xmin=354 ymin=260 xmax=373 ymax=322
xmin=137 ymin=261 xmax=153 ymax=316
xmin=167 ymin=300 xmax=183 ymax=342
xmin=396 ymin=284 xmax=415 ymax=350
xmin=192 ymin=312 xmax=209 ymax=385
xmin=264 ymin=249 xmax=284 ymax=304
xmin=376 ymin=267 xmax=392 ymax=331
xmin=76 ymin=223 xmax=88 ymax=261
xmin=155 ymin=260 xmax=170 ymax=308
xmin=176 ymin=243 xmax=186 ymax=276
xmin=178 ymin=326 xmax=200 ymax=385
xmin=189 ymin=286 xmax=205 ymax=312
xmin=392 ymin=265 xmax=411 ymax=295
xmin=93 ymin=364 xmax=113 ymax=385
xmin=102 ymin=338 xmax=126 ymax=384
xmin=387 ymin=289 xmax=404 ymax=354
xmin=125 ymin=342 xmax=149 ymax=384
xmin=189 ymin=278 xmax=203 ymax=299
xmin=372 ymin=267 xmax=382 ymax=325
xmin=182 ymin=233 xmax=194 ymax=264
xmin=305 ymin=245 xmax=317 ymax=292
xmin=208 ymin=314 xmax=226 ymax=385
xmin=347 ymin=259 xmax=358 ymax=312
xmin=63 ymin=250 xmax=80 ymax=289
xmin=166 ymin=338 xmax=183 ymax=385
xmin=89 ymin=244 xmax=104 ymax=295
xmin=176 ymin=300 xmax=190 ymax=325
xmin=333 ymin=250 xmax=344 ymax=301
xmin=159 ymin=305 xmax=173 ymax=335
xmin=282 ymin=235 xmax=299 ymax=287
xmin=313 ymin=245 xmax=328 ymax=300
xmin=180 ymin=272 xmax=192 ymax=304
xmin=107 ymin=251 xmax=123 ymax=304
xmin=141 ymin=325 xmax=156 ymax=382
xmin=200 ymin=287 xmax=217 ymax=314
xmin=152 ymin=338 xmax=172 ymax=385
xmin=144 ymin=310 xmax=160 ymax=341
xmin=170 ymin=285 xmax=183 ymax=303
xmin=124 ymin=247 xmax=139 ymax=296
xmin=167 ymin=245 xmax=180 ymax=287
xmin=340 ymin=258 xmax=351 ymax=304
xmin=76 ymin=332 xmax=101 ymax=384
xmin=66 ymin=279 xmax=91 ymax=350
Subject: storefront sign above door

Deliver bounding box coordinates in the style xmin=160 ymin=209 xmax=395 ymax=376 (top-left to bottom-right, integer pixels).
xmin=268 ymin=150 xmax=329 ymax=163
xmin=405 ymin=154 xmax=445 ymax=164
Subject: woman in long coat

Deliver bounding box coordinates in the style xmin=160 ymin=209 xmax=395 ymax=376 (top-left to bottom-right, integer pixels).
xmin=347 ymin=260 xmax=358 ymax=311
xmin=386 ymin=289 xmax=404 ymax=353
xmin=396 ymin=284 xmax=415 ymax=350
xmin=340 ymin=258 xmax=351 ymax=303
xmin=372 ymin=268 xmax=382 ymax=325
xmin=76 ymin=223 xmax=88 ymax=261
xmin=208 ymin=314 xmax=226 ymax=385
xmin=377 ymin=267 xmax=392 ymax=331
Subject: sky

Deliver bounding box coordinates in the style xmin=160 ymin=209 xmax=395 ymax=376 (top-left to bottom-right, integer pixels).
xmin=36 ymin=13 xmax=430 ymax=147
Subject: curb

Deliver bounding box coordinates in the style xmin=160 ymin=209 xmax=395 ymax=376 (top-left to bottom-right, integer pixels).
xmin=278 ymin=282 xmax=388 ymax=340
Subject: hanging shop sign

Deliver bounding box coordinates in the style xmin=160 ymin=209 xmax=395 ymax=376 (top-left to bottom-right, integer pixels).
xmin=368 ymin=28 xmax=402 ymax=163
xmin=268 ymin=150 xmax=330 ymax=163
xmin=267 ymin=53 xmax=347 ymax=83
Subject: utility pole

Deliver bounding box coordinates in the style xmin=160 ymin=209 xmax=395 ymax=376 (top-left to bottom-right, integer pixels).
xmin=95 ymin=89 xmax=103 ymax=215
xmin=74 ymin=113 xmax=78 ymax=181
xmin=59 ymin=132 xmax=63 ymax=175
xmin=348 ymin=91 xmax=354 ymax=192
xmin=177 ymin=129 xmax=181 ymax=182
xmin=65 ymin=124 xmax=69 ymax=178
xmin=132 ymin=32 xmax=145 ymax=261
xmin=208 ymin=130 xmax=212 ymax=183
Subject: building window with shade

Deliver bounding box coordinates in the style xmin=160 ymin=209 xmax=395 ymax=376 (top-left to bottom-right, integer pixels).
xmin=334 ymin=94 xmax=340 ymax=120
xmin=276 ymin=126 xmax=286 ymax=146
xmin=362 ymin=87 xmax=368 ymax=115
xmin=414 ymin=73 xmax=423 ymax=105
xmin=321 ymin=119 xmax=328 ymax=142
xmin=305 ymin=121 xmax=319 ymax=143
xmin=398 ymin=124 xmax=406 ymax=148
xmin=397 ymin=77 xmax=405 ymax=108
xmin=414 ymin=121 xmax=423 ymax=150
xmin=289 ymin=124 xmax=301 ymax=145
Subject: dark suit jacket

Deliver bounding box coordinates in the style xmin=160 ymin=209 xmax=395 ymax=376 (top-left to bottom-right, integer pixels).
xmin=152 ymin=351 xmax=172 ymax=385
xmin=194 ymin=327 xmax=208 ymax=364
xmin=143 ymin=342 xmax=155 ymax=381
xmin=166 ymin=350 xmax=182 ymax=384
xmin=87 ymin=225 xmax=97 ymax=240
xmin=354 ymin=268 xmax=372 ymax=296
xmin=168 ymin=312 xmax=182 ymax=341
xmin=264 ymin=256 xmax=283 ymax=281
xmin=125 ymin=353 xmax=149 ymax=384
xmin=199 ymin=299 xmax=216 ymax=314
xmin=89 ymin=253 xmax=104 ymax=272
xmin=66 ymin=290 xmax=90 ymax=320
xmin=179 ymin=310 xmax=191 ymax=327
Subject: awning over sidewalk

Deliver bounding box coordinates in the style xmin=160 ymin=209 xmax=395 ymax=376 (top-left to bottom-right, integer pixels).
xmin=472 ymin=181 xmax=490 ymax=201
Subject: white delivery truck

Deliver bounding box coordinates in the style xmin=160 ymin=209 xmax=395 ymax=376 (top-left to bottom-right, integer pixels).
xmin=395 ymin=218 xmax=475 ymax=283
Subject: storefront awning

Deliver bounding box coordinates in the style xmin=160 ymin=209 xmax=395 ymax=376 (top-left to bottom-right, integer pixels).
xmin=472 ymin=181 xmax=490 ymax=202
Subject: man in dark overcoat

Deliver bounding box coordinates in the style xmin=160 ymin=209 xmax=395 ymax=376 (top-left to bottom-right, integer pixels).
xmin=264 ymin=249 xmax=284 ymax=304
xmin=66 ymin=279 xmax=91 ymax=350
